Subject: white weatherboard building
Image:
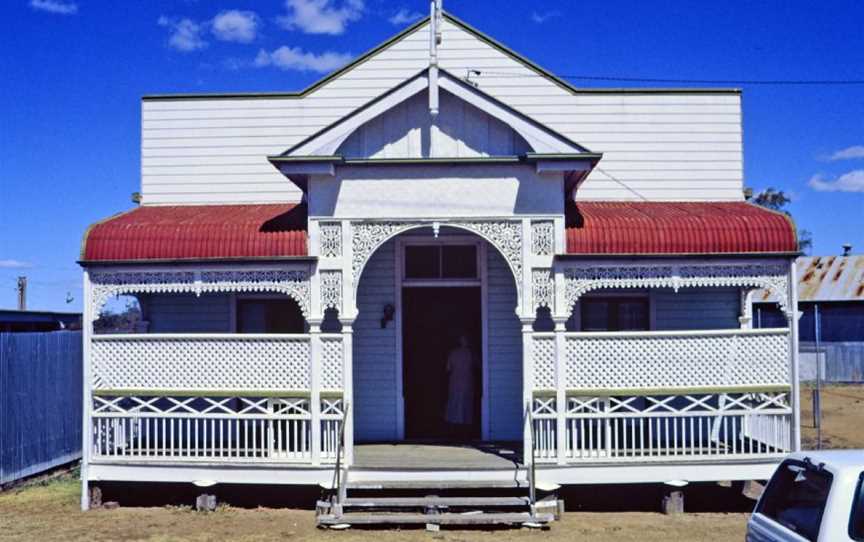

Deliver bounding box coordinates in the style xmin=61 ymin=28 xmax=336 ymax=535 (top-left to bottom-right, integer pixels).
xmin=79 ymin=11 xmax=802 ymax=516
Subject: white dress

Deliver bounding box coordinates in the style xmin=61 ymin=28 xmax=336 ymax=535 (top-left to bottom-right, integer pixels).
xmin=445 ymin=346 xmax=474 ymax=425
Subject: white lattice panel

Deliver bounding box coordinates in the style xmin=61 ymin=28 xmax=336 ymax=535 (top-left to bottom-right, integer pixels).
xmin=532 ymin=336 xmax=557 ymax=390
xmin=564 ymin=330 xmax=789 ymax=391
xmin=91 ymin=335 xmax=311 ymax=392
xmin=320 ymin=337 xmax=344 ymax=391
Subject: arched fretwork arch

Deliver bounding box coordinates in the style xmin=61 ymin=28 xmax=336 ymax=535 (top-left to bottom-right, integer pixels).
xmin=350 ymin=220 xmax=524 ymax=309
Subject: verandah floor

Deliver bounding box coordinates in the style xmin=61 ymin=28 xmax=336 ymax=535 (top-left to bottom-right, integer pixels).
xmin=353 ymin=442 xmax=524 ymax=470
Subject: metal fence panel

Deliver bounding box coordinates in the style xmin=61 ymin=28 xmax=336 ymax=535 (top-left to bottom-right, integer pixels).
xmin=0 ymin=331 xmax=82 ymax=485
xmin=800 ymin=341 xmax=864 ymax=383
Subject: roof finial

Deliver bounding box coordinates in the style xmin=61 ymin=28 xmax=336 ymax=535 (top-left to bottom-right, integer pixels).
xmin=428 ymin=0 xmax=443 ymax=117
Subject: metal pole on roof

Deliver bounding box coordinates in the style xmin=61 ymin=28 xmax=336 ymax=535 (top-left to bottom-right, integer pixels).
xmin=813 ymin=303 xmax=822 ymax=449
xmin=16 ymin=276 xmax=27 ymax=311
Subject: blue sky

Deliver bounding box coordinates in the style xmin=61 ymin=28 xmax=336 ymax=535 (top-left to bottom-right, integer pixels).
xmin=1 ymin=0 xmax=863 ymax=312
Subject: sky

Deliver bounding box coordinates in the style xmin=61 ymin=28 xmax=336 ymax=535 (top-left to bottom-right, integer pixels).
xmin=1 ymin=0 xmax=863 ymax=312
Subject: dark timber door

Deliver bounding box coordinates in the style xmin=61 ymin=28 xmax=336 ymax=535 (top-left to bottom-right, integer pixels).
xmin=402 ymin=287 xmax=482 ymax=440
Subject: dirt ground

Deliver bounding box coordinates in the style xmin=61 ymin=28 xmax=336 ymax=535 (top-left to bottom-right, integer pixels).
xmin=1 ymin=384 xmax=860 ymax=542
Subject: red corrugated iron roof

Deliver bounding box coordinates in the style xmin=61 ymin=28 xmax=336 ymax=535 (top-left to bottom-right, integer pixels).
xmin=566 ymin=201 xmax=798 ymax=255
xmin=82 ymin=204 xmax=308 ymax=262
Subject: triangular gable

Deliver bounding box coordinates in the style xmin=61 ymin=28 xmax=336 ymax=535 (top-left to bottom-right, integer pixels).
xmin=274 ymin=69 xmax=592 ymax=160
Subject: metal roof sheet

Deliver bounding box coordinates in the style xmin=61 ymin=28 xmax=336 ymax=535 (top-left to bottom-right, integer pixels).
xmin=756 ymin=255 xmax=864 ymax=303
xmin=82 ymin=204 xmax=308 ymax=263
xmin=565 ymin=201 xmax=798 ymax=255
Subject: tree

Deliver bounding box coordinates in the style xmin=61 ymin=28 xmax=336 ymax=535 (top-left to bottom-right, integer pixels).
xmin=94 ymin=298 xmax=143 ymax=334
xmin=749 ymin=187 xmax=812 ymax=254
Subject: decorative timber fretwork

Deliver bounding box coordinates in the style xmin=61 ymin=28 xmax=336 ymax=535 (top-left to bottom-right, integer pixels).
xmin=531 ymin=268 xmax=554 ymax=311
xmin=351 ymin=220 xmax=524 ymax=288
xmin=320 ymin=270 xmax=343 ymax=313
xmin=318 ymin=222 xmax=342 ymax=258
xmin=530 ymin=220 xmax=554 ymax=256
xmin=89 ymin=269 xmax=311 ymax=319
xmin=563 ymin=263 xmax=790 ymax=314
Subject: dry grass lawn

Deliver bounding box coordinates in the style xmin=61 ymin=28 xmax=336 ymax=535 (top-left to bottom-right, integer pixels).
xmin=1 ymin=384 xmax=860 ymax=541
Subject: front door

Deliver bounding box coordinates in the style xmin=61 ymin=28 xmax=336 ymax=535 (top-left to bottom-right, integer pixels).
xmin=402 ymin=287 xmax=482 ymax=440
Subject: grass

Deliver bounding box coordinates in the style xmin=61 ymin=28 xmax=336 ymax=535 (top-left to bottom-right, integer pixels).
xmin=1 ymin=384 xmax=861 ymax=541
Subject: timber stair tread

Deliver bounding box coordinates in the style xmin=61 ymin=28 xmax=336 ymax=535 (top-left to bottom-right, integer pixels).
xmin=341 ymin=496 xmax=531 ymax=508
xmin=346 ymin=480 xmax=523 ymax=489
xmin=317 ymin=511 xmax=554 ymax=526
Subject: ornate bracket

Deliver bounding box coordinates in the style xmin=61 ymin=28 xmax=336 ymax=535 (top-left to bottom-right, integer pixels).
xmin=320 ymin=270 xmax=343 ymax=313
xmin=90 ymin=269 xmax=311 ymax=320
xmin=531 ymin=268 xmax=554 ymax=312
xmin=563 ymin=263 xmax=790 ymax=315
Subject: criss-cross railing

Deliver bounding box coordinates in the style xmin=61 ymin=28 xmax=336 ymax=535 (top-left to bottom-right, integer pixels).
xmin=88 ymin=333 xmax=345 ymax=465
xmin=529 ymin=328 xmax=794 ymax=464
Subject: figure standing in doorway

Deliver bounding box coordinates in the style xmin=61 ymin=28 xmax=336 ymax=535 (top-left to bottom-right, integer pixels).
xmin=445 ymin=335 xmax=475 ymax=439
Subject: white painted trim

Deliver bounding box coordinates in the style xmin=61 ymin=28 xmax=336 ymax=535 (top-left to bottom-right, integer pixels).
xmin=287 ymin=77 xmax=429 ymax=157
xmin=80 ymin=270 xmax=93 ymax=511
xmin=87 ymin=458 xmax=781 ymax=487
xmin=284 ymin=71 xmax=586 ymax=159
xmin=394 ymin=234 xmax=489 ymax=441
xmin=562 ymin=327 xmax=789 ymax=339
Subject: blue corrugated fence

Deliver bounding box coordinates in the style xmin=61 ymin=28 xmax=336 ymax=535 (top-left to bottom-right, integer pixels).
xmin=0 ymin=331 xmax=82 ymax=485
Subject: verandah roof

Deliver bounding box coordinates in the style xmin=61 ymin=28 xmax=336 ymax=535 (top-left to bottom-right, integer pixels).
xmin=565 ymin=201 xmax=798 ymax=256
xmin=80 ymin=201 xmax=796 ymax=263
xmin=81 ymin=203 xmax=308 ymax=263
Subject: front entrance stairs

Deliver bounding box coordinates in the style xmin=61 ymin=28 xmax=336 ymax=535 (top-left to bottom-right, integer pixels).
xmin=316 ymin=473 xmax=559 ymax=529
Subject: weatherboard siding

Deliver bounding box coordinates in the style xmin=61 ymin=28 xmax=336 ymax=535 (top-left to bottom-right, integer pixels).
xmin=485 ymin=244 xmax=523 ymax=440
xmin=353 ymin=239 xmax=400 ymax=442
xmin=141 ymin=19 xmax=743 ymax=205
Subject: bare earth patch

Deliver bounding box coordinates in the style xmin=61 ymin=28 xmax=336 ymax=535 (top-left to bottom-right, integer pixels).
xmin=2 ymin=384 xmax=861 ymax=541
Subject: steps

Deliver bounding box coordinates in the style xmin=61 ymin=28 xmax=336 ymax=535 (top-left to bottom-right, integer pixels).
xmin=316 ymin=470 xmax=557 ymax=529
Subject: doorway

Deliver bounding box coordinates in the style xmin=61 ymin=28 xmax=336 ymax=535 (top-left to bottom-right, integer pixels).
xmin=402 ymin=287 xmax=482 ymax=440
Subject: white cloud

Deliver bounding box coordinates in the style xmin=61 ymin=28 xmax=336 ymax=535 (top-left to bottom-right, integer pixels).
xmin=211 ymin=10 xmax=259 ymax=43
xmin=29 ymin=0 xmax=77 ymax=15
xmin=277 ymin=0 xmax=364 ymax=35
xmin=530 ymin=10 xmax=560 ymax=24
xmin=158 ymin=16 xmax=207 ymax=52
xmin=808 ymin=170 xmax=864 ymax=192
xmin=254 ymin=46 xmax=352 ymax=73
xmin=0 ymin=259 xmax=32 ymax=269
xmin=388 ymin=8 xmax=423 ymax=25
xmin=827 ymin=145 xmax=864 ymax=161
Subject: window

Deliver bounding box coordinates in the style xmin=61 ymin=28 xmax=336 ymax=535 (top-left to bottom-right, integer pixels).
xmin=236 ymin=298 xmax=305 ymax=333
xmin=404 ymin=244 xmax=478 ymax=280
xmin=581 ymin=297 xmax=649 ymax=331
xmin=757 ymin=459 xmax=833 ymax=542
xmin=850 ymin=473 xmax=864 ymax=540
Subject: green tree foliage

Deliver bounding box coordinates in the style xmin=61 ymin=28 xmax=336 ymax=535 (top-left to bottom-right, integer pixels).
xmin=749 ymin=187 xmax=812 ymax=254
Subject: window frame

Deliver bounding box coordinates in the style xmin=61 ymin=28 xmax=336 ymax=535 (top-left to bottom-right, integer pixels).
xmin=232 ymin=293 xmax=306 ymax=334
xmin=401 ymin=237 xmax=482 ymax=286
xmin=849 ymin=472 xmax=864 ymax=541
xmin=756 ymin=458 xmax=834 ymax=542
xmin=579 ymin=293 xmax=651 ymax=332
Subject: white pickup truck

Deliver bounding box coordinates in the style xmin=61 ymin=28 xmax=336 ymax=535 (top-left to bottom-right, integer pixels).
xmin=747 ymin=450 xmax=864 ymax=541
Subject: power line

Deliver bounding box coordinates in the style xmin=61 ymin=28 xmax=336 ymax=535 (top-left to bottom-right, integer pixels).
xmin=472 ymin=70 xmax=864 ymax=86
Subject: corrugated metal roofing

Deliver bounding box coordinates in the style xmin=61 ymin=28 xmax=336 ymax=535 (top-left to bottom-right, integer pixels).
xmin=82 ymin=204 xmax=308 ymax=262
xmin=566 ymin=201 xmax=798 ymax=255
xmin=756 ymin=255 xmax=864 ymax=303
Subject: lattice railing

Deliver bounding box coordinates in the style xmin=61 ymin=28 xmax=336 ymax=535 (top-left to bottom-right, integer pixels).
xmin=531 ymin=391 xmax=792 ymax=464
xmin=89 ymin=333 xmax=345 ymax=464
xmin=530 ymin=328 xmax=790 ymax=393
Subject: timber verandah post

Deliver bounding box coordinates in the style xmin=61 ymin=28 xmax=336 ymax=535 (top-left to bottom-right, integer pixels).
xmin=788 ymin=258 xmax=801 ymax=452
xmin=309 ymin=320 xmax=322 ymax=465
xmin=80 ymin=269 xmax=93 ymax=511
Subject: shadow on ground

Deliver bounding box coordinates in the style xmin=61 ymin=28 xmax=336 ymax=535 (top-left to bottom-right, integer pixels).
xmin=98 ymin=481 xmax=756 ymax=514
